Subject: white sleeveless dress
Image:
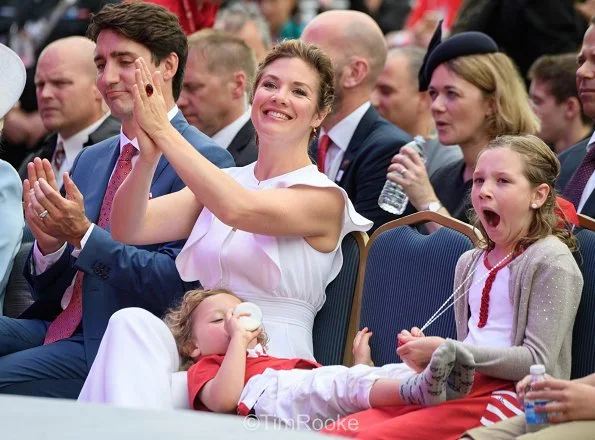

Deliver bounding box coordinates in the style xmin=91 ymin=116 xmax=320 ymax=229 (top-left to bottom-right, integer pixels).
xmin=175 ymin=163 xmax=372 ymax=360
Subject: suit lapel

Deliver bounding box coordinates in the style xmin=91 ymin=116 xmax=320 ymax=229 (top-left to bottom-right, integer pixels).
xmin=227 ymin=120 xmax=255 ymax=156
xmin=150 ymin=111 xmax=187 ymax=186
xmin=39 ymin=134 xmax=59 ymax=161
xmin=336 ymin=106 xmax=378 ymax=185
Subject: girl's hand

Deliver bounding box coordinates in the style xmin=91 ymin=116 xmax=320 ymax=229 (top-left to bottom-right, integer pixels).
xmin=132 ymin=57 xmax=171 ymax=142
xmin=396 ymin=336 xmax=444 ymax=373
xmin=397 ymin=327 xmax=425 ymax=347
xmin=387 ymin=146 xmax=437 ymax=211
xmin=224 ymin=309 xmax=261 ymax=348
xmin=528 ymin=378 xmax=595 ymax=423
xmin=353 ymin=327 xmax=374 ymax=366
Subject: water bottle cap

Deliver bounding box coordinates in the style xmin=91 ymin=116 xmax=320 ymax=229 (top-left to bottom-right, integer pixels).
xmin=530 ymin=364 xmax=546 ymax=375
xmin=233 ymin=302 xmax=263 ymax=331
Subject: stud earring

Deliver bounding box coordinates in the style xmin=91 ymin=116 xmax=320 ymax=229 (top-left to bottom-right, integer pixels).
xmin=531 ymin=203 xmax=538 ymax=209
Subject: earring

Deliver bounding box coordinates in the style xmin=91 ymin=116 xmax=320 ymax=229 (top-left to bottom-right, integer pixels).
xmin=531 ymin=203 xmax=538 ymax=209
xmin=311 ymin=126 xmax=318 ymax=140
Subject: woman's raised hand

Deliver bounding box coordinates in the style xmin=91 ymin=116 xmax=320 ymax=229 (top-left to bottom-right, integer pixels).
xmin=133 ymin=57 xmax=170 ymax=157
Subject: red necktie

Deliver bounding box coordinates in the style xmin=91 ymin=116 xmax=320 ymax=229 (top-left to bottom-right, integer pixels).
xmin=44 ymin=143 xmax=138 ymax=345
xmin=317 ymin=134 xmax=331 ymax=173
xmin=52 ymin=140 xmax=65 ymax=174
xmin=563 ymin=147 xmax=595 ymax=210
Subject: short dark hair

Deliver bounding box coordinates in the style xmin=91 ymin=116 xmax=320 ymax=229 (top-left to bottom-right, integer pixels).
xmin=87 ymin=1 xmax=188 ymax=100
xmin=528 ymin=53 xmax=590 ymax=125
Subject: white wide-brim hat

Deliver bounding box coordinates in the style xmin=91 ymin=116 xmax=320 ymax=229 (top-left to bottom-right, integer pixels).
xmin=0 ymin=44 xmax=26 ymax=119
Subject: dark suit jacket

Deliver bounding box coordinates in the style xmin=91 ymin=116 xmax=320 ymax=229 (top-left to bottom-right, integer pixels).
xmin=558 ymin=138 xmax=595 ymax=218
xmin=312 ymin=106 xmax=411 ymax=232
xmin=17 ymin=115 xmax=121 ymax=180
xmin=227 ymin=120 xmax=258 ymax=167
xmin=22 ymin=112 xmax=234 ymax=368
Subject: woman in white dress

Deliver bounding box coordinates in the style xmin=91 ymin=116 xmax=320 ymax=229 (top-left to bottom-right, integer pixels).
xmin=79 ymin=40 xmax=371 ymax=407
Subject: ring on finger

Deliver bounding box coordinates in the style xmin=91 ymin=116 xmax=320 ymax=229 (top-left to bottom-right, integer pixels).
xmin=39 ymin=209 xmax=49 ymax=219
xmin=145 ymin=83 xmax=154 ymax=97
xmin=401 ymin=167 xmax=408 ymax=175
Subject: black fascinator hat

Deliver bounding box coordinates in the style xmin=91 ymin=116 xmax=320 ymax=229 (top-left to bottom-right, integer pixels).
xmin=418 ymin=21 xmax=498 ymax=92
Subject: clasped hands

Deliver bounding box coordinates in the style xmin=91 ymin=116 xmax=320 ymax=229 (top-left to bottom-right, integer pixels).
xmin=131 ymin=57 xmax=175 ymax=163
xmin=24 ymin=158 xmax=90 ymax=254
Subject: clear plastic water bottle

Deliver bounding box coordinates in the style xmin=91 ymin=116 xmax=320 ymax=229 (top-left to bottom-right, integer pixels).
xmin=378 ymin=136 xmax=426 ymax=215
xmin=524 ymin=364 xmax=550 ymax=433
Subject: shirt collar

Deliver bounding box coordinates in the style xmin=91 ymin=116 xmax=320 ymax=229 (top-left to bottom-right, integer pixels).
xmin=119 ymin=105 xmax=179 ymax=153
xmin=212 ymin=109 xmax=251 ymax=149
xmin=320 ymin=101 xmax=370 ymax=152
xmin=57 ymin=112 xmax=111 ymax=163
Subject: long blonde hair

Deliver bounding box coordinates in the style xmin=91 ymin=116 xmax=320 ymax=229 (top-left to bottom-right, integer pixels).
xmin=445 ymin=53 xmax=540 ymax=138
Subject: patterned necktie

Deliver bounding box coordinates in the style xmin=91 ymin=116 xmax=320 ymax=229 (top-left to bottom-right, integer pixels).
xmin=317 ymin=134 xmax=331 ymax=174
xmin=563 ymin=146 xmax=595 ymax=210
xmin=52 ymin=140 xmax=66 ymax=174
xmin=44 ymin=143 xmax=138 ymax=345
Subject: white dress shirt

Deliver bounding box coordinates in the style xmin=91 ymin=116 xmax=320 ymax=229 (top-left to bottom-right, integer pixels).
xmin=577 ymin=131 xmax=595 ymax=214
xmin=33 ymin=106 xmax=179 ymax=309
xmin=54 ymin=113 xmax=111 ymax=189
xmin=319 ymin=102 xmax=370 ymax=182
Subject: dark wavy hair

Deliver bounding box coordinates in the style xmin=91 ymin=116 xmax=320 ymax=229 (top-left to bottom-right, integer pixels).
xmin=87 ymin=1 xmax=188 ymax=100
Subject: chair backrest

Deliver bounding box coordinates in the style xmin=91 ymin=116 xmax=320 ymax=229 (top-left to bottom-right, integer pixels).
xmin=571 ymin=227 xmax=595 ymax=379
xmin=3 ymin=242 xmax=34 ymax=318
xmin=313 ymin=231 xmax=367 ymax=366
xmin=578 ymin=213 xmax=595 ymax=231
xmin=359 ymin=212 xmax=478 ymax=366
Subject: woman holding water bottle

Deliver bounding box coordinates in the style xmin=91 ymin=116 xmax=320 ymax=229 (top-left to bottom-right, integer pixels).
xmin=384 ymin=26 xmax=539 ymax=227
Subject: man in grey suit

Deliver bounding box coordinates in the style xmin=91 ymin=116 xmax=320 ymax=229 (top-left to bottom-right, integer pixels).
xmin=559 ymin=18 xmax=595 ymax=218
xmin=178 ymin=29 xmax=258 ymax=167
xmin=0 ymin=2 xmax=233 ymax=399
xmin=18 ymin=36 xmax=120 ymax=188
xmin=302 ymin=10 xmax=411 ymax=232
